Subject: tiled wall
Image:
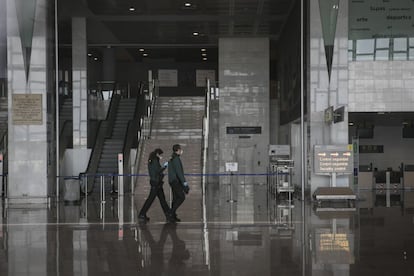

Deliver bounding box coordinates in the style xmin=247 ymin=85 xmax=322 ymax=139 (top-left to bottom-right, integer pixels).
xmin=218 ymin=37 xmax=269 ymax=184
xmin=349 ymin=61 xmax=414 ymax=112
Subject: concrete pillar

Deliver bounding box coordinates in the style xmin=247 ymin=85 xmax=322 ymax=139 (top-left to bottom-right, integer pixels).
xmin=69 ymin=17 xmax=90 ymax=176
xmin=103 ymin=46 xmax=115 ymax=81
xmin=0 ymin=0 xmax=6 ymax=92
xmin=218 ymin=37 xmax=270 ymax=185
xmin=6 ymin=0 xmax=51 ymax=203
xmin=308 ymin=0 xmax=349 ymax=193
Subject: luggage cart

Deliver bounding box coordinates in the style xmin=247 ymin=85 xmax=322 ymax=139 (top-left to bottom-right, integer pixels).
xmin=275 ymin=159 xmax=295 ymax=201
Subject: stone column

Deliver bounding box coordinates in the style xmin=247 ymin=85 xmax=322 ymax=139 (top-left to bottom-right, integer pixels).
xmin=0 ymin=0 xmax=6 ymax=95
xmin=7 ymin=0 xmax=51 ymax=203
xmin=218 ymin=37 xmax=270 ymax=185
xmin=308 ymin=0 xmax=349 ymax=193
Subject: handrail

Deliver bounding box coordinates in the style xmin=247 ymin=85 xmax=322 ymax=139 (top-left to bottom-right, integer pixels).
xmin=121 ymin=82 xmax=144 ymax=189
xmin=59 ymin=120 xmax=72 ymax=161
xmin=85 ymin=94 xmax=120 ymax=174
xmin=132 ymin=80 xmax=157 ymax=185
xmin=202 ymin=79 xmax=211 ymax=193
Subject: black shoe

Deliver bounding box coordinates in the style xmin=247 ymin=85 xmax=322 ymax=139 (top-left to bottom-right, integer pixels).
xmin=173 ymin=215 xmax=181 ymax=222
xmin=138 ymin=214 xmax=150 ymax=222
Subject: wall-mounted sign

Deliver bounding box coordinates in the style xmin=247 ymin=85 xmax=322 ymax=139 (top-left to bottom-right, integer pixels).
xmin=12 ymin=94 xmax=42 ymax=125
xmin=349 ymin=0 xmax=414 ymax=39
xmin=158 ymin=69 xmax=178 ymax=87
xmin=225 ymin=162 xmax=238 ymax=172
xmin=269 ymin=145 xmax=290 ymax=156
xmin=196 ymin=70 xmax=216 ymax=87
xmin=226 ymin=126 xmax=262 ymax=135
xmin=314 ymin=145 xmax=354 ymax=174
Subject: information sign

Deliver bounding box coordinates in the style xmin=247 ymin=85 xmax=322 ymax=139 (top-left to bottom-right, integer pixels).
xmin=225 ymin=162 xmax=238 ymax=172
xmin=314 ymin=145 xmax=353 ymax=174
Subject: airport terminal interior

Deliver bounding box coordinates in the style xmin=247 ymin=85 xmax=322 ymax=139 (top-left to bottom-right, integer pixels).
xmin=1 ymin=0 xmax=414 ymax=275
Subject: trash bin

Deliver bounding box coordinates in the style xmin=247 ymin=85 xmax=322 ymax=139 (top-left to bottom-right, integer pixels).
xmin=63 ymin=176 xmax=80 ymax=202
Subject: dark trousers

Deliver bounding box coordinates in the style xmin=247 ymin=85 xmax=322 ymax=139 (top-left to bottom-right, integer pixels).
xmin=170 ymin=181 xmax=185 ymax=216
xmin=139 ymin=182 xmax=170 ymax=216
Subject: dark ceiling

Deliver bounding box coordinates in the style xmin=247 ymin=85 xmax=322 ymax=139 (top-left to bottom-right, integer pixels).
xmin=58 ymin=0 xmax=295 ymax=62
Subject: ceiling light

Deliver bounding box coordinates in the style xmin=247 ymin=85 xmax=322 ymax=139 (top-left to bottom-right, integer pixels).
xmin=143 ymin=53 xmax=148 ymax=57
xmin=184 ymin=2 xmax=192 ymax=7
xmin=87 ymin=53 xmax=92 ymax=57
xmin=203 ymin=57 xmax=207 ymax=61
xmin=348 ymin=122 xmax=354 ymax=126
xmin=201 ymin=48 xmax=206 ymax=52
xmin=139 ymin=48 xmax=145 ymax=52
xmin=129 ymin=7 xmax=135 ymax=11
xmin=202 ymin=53 xmax=207 ymax=56
xmin=94 ymin=57 xmax=98 ymax=61
xmin=403 ymin=122 xmax=409 ymax=125
xmin=193 ymin=32 xmax=199 ymax=36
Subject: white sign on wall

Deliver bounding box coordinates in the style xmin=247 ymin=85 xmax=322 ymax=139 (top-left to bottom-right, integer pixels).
xmin=349 ymin=0 xmax=414 ymax=39
xmin=196 ymin=70 xmax=216 ymax=87
xmin=158 ymin=69 xmax=178 ymax=87
xmin=225 ymin=162 xmax=238 ymax=172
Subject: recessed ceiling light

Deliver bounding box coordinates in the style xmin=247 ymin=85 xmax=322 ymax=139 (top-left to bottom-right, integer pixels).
xmin=87 ymin=53 xmax=92 ymax=57
xmin=203 ymin=57 xmax=207 ymax=61
xmin=193 ymin=32 xmax=199 ymax=36
xmin=348 ymin=122 xmax=354 ymax=126
xmin=143 ymin=53 xmax=148 ymax=57
xmin=184 ymin=3 xmax=192 ymax=7
xmin=202 ymin=53 xmax=207 ymax=56
xmin=129 ymin=7 xmax=135 ymax=11
xmin=201 ymin=48 xmax=206 ymax=52
xmin=403 ymin=122 xmax=409 ymax=125
xmin=94 ymin=57 xmax=98 ymax=61
xmin=139 ymin=48 xmax=145 ymax=52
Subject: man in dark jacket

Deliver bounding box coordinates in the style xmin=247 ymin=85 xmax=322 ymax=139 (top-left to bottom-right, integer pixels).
xmin=138 ymin=148 xmax=171 ymax=222
xmin=168 ymin=144 xmax=190 ymax=222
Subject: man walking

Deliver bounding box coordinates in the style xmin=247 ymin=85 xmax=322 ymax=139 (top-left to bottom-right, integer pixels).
xmin=168 ymin=144 xmax=190 ymax=222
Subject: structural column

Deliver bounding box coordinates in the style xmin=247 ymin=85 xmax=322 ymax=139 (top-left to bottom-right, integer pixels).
xmin=69 ymin=17 xmax=90 ymax=175
xmin=308 ymin=0 xmax=350 ymax=193
xmin=103 ymin=46 xmax=115 ymax=81
xmin=7 ymin=0 xmax=51 ymax=203
xmin=218 ymin=37 xmax=270 ymax=185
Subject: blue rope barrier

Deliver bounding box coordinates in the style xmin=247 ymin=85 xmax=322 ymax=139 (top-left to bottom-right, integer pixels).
xmin=56 ymin=172 xmax=289 ymax=178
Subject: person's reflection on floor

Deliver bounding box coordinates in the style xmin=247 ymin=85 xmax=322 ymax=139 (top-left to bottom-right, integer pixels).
xmin=139 ymin=222 xmax=169 ymax=275
xmin=139 ymin=223 xmax=190 ymax=275
xmin=166 ymin=223 xmax=190 ymax=273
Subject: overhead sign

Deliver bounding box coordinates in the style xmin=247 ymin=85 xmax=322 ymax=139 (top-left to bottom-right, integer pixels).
xmin=314 ymin=145 xmax=353 ymax=174
xmin=196 ymin=70 xmax=216 ymax=87
xmin=158 ymin=69 xmax=178 ymax=87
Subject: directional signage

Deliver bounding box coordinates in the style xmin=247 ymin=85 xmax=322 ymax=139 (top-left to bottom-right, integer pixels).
xmin=314 ymin=145 xmax=353 ymax=174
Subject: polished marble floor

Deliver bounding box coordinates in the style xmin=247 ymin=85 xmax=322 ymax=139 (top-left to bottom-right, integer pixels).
xmin=1 ymin=184 xmax=414 ymax=275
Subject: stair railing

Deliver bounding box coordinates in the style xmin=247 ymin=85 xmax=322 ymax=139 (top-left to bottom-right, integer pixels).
xmin=201 ymin=79 xmax=212 ymax=194
xmin=132 ymin=79 xmax=158 ymax=188
xmin=122 ymin=82 xmax=145 ymax=192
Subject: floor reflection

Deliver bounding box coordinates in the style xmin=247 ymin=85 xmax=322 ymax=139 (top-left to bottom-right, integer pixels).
xmin=0 ymin=188 xmax=414 ymax=275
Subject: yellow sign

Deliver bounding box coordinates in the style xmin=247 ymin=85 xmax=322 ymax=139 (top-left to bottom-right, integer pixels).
xmin=12 ymin=94 xmax=43 ymax=125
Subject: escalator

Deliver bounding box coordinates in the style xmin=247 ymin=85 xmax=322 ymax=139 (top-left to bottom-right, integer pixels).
xmin=85 ymin=83 xmax=146 ymax=194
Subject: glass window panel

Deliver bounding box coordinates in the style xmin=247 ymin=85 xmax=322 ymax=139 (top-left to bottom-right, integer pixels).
xmin=409 ymin=38 xmax=414 ymax=46
xmin=356 ymin=54 xmax=374 ymax=61
xmin=376 ymin=38 xmax=389 ymax=49
xmin=348 ymin=40 xmax=353 ymax=50
xmin=375 ymin=50 xmax=389 ymax=60
xmin=348 ymin=51 xmax=353 ymax=61
xmin=393 ymin=38 xmax=407 ymax=52
xmin=409 ymin=49 xmax=414 ymax=60
xmin=356 ymin=39 xmax=374 ymax=54
xmin=393 ymin=52 xmax=407 ymax=60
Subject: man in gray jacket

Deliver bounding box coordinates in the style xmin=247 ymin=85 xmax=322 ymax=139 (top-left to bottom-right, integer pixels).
xmin=168 ymin=144 xmax=190 ymax=222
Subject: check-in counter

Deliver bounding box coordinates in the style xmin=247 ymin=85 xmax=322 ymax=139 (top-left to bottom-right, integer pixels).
xmin=358 ymin=165 xmax=374 ymax=189
xmin=404 ymin=165 xmax=414 ymax=190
